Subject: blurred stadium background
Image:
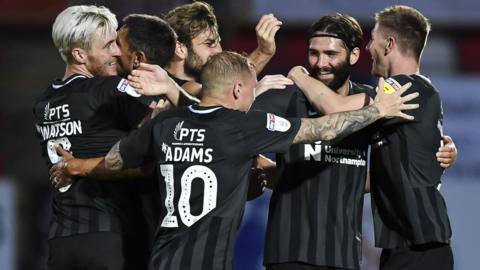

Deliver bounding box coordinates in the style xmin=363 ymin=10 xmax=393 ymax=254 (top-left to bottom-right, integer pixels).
xmin=1 ymin=0 xmax=479 ymax=269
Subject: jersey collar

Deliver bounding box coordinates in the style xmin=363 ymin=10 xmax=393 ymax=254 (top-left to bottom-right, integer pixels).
xmin=52 ymin=74 xmax=87 ymax=89
xmin=188 ymin=104 xmax=223 ymax=114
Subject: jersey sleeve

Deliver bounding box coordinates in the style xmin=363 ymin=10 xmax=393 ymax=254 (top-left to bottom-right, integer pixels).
xmin=250 ymin=85 xmax=298 ymax=117
xmin=240 ymin=110 xmax=301 ymax=156
xmin=91 ymin=76 xmax=151 ymax=129
xmin=119 ymin=117 xmax=157 ymax=168
xmin=376 ymin=75 xmax=435 ymax=127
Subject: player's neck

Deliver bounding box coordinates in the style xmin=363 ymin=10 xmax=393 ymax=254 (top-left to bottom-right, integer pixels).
xmin=63 ymin=64 xmax=93 ymax=80
xmin=389 ymin=57 xmax=420 ymax=77
xmin=199 ymin=96 xmax=230 ymax=109
xmin=335 ymin=78 xmax=351 ymax=96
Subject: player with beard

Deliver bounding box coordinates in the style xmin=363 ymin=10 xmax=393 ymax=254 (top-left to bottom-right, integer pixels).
xmin=164 ymin=1 xmax=285 ymax=97
xmin=49 ymin=50 xmax=419 ymax=270
xmin=251 ymin=14 xmax=457 ymax=270
xmin=252 ymin=14 xmax=378 ymax=270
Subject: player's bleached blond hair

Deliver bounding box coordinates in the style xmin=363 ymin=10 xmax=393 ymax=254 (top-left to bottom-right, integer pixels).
xmin=52 ymin=5 xmax=118 ymax=64
xmin=200 ymin=51 xmax=255 ymax=97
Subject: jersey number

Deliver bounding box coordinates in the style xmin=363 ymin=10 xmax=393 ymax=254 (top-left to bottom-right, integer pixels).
xmin=160 ymin=164 xmax=218 ymax=227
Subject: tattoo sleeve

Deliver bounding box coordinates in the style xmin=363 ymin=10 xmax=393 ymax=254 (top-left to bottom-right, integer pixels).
xmin=105 ymin=141 xmax=125 ymax=171
xmin=293 ymin=105 xmax=380 ymax=144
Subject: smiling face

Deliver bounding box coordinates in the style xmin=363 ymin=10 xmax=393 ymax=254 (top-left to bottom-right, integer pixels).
xmin=307 ymin=36 xmax=351 ymax=91
xmin=84 ymin=27 xmax=121 ymax=77
xmin=366 ymin=24 xmax=390 ymax=78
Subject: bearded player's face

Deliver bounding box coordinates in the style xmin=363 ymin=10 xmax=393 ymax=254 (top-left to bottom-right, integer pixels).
xmin=307 ymin=36 xmax=352 ymax=91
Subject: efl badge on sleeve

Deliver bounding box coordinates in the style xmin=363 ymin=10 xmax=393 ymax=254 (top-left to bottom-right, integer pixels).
xmin=383 ymin=78 xmax=401 ymax=94
xmin=266 ymin=113 xmax=291 ymax=132
xmin=117 ymin=79 xmax=141 ymax=97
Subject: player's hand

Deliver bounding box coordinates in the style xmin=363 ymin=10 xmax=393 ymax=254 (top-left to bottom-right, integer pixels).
xmin=152 ymin=98 xmax=172 ymax=119
xmin=128 ymin=63 xmax=173 ymax=96
xmin=374 ymin=77 xmax=419 ymax=120
xmin=437 ymin=135 xmax=458 ymax=169
xmin=255 ymin=75 xmax=293 ymax=97
xmin=255 ymin=14 xmax=282 ymax=56
xmin=49 ymin=145 xmax=76 ymax=189
xmin=137 ymin=97 xmax=173 ymax=128
xmin=287 ymin=66 xmax=310 ymax=83
xmin=247 ymin=168 xmax=268 ymax=201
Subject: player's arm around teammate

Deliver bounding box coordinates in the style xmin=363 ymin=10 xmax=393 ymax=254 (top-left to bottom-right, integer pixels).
xmin=50 ymin=68 xmax=419 ymax=189
xmin=289 ymin=65 xmax=458 ymax=167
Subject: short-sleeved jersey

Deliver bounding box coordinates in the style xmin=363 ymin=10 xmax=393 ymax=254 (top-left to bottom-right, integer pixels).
xmin=369 ymin=74 xmax=452 ymax=248
xmin=33 ymin=74 xmax=151 ymax=239
xmin=119 ymin=104 xmax=301 ymax=270
xmin=252 ymin=82 xmax=375 ymax=269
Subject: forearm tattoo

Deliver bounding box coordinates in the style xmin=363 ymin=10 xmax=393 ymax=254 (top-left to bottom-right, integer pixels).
xmin=105 ymin=141 xmax=125 ymax=171
xmin=293 ymin=105 xmax=381 ymax=144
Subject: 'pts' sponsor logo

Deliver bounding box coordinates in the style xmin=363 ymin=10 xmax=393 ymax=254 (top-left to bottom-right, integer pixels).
xmin=44 ymin=103 xmax=70 ymax=121
xmin=173 ymin=121 xmax=205 ymax=142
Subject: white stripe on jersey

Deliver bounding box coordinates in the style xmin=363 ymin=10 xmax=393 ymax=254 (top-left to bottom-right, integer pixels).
xmin=188 ymin=105 xmax=222 ymax=114
xmin=52 ymin=75 xmax=87 ymax=89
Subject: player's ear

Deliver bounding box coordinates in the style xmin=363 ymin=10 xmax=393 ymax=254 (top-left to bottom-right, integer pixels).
xmin=349 ymin=47 xmax=360 ymax=65
xmin=384 ymin=36 xmax=394 ymax=56
xmin=174 ymin=41 xmax=187 ymax=60
xmin=133 ymin=51 xmax=147 ymax=68
xmin=232 ymin=80 xmax=242 ymax=100
xmin=71 ymin=48 xmax=87 ymax=64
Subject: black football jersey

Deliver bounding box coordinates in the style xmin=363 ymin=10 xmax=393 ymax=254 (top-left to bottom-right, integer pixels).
xmin=119 ymin=104 xmax=301 ymax=270
xmin=369 ymin=74 xmax=452 ymax=248
xmin=33 ymin=74 xmax=150 ymax=239
xmin=252 ymin=82 xmax=375 ymax=269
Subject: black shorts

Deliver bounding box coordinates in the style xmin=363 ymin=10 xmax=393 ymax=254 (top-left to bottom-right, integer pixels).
xmin=266 ymin=262 xmax=353 ymax=270
xmin=380 ymin=243 xmax=453 ymax=270
xmin=47 ymin=232 xmax=126 ymax=270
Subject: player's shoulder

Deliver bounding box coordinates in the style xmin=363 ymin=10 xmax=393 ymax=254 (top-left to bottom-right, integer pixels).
xmin=34 ymin=74 xmax=89 ymax=102
xmin=155 ymin=105 xmax=190 ymax=121
xmin=252 ymin=84 xmax=302 ymax=114
xmin=256 ymin=84 xmax=300 ymax=100
xmin=82 ymin=75 xmax=123 ymax=90
xmin=46 ymin=74 xmax=123 ymax=95
xmin=350 ymin=81 xmax=375 ymax=97
xmin=387 ymin=74 xmax=437 ymax=95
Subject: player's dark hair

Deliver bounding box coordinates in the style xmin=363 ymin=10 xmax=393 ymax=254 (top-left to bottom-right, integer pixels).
xmin=164 ymin=1 xmax=218 ymax=48
xmin=121 ymin=14 xmax=176 ymax=67
xmin=375 ymin=5 xmax=431 ymax=60
xmin=308 ymin=13 xmax=363 ymax=51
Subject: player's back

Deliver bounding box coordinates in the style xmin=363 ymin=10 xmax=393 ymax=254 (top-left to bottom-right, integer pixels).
xmin=119 ymin=104 xmax=301 ymax=270
xmin=33 ymin=74 xmax=149 ymax=239
xmin=146 ymin=105 xmax=253 ymax=270
xmin=370 ymin=74 xmax=451 ymax=248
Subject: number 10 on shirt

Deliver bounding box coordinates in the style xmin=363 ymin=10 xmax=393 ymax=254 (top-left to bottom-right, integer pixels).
xmin=160 ymin=164 xmax=218 ymax=227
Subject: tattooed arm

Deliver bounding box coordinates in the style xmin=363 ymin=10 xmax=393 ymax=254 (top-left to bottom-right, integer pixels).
xmin=49 ymin=142 xmax=151 ymax=189
xmin=105 ymin=141 xmax=125 ymax=171
xmin=294 ymin=106 xmax=380 ymax=143
xmin=293 ymin=78 xmax=419 ymax=144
